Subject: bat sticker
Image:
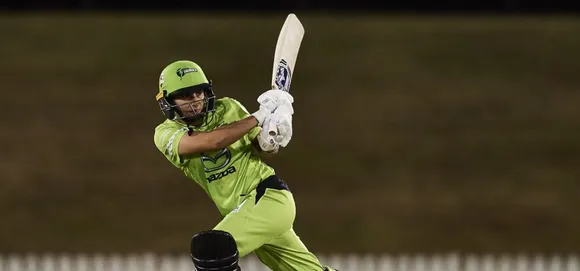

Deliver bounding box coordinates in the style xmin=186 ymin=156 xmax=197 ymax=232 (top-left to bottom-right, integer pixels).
xmin=274 ymin=59 xmax=292 ymax=92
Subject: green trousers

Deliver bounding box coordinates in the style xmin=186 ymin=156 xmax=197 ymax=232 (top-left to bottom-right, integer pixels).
xmin=214 ymin=186 xmax=325 ymax=271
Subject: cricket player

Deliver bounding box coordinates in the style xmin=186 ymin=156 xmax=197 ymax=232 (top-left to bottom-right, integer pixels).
xmin=154 ymin=60 xmax=337 ymax=271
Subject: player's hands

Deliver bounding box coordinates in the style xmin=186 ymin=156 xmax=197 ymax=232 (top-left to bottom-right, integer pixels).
xmin=251 ymin=89 xmax=294 ymax=126
xmin=257 ymin=117 xmax=280 ymax=153
xmin=266 ymin=110 xmax=293 ymax=147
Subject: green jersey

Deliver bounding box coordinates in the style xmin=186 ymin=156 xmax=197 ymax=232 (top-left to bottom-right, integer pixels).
xmin=154 ymin=97 xmax=276 ymax=216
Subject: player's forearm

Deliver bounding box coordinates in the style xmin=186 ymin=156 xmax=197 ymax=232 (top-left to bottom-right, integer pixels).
xmin=211 ymin=116 xmax=259 ymax=149
xmin=178 ymin=116 xmax=259 ymax=155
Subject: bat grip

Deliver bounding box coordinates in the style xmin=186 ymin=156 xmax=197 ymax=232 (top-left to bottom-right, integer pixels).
xmin=267 ymin=119 xmax=278 ymax=137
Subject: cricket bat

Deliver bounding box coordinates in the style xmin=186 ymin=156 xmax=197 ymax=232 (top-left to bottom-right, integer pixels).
xmin=267 ymin=13 xmax=305 ymax=138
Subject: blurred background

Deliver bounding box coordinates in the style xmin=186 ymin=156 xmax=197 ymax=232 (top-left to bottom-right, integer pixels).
xmin=1 ymin=0 xmax=580 ymax=270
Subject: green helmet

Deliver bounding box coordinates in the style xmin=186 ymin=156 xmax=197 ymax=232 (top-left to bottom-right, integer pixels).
xmin=156 ymin=60 xmax=216 ymax=124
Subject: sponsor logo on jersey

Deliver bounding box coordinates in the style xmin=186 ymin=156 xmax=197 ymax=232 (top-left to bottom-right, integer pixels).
xmin=207 ymin=166 xmax=236 ymax=183
xmin=201 ymin=148 xmax=237 ymax=183
xmin=201 ymin=148 xmax=231 ymax=172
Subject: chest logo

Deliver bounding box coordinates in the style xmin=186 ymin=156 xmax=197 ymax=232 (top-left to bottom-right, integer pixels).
xmin=201 ymin=148 xmax=232 ymax=173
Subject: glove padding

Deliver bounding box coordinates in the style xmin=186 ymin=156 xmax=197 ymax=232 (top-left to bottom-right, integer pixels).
xmin=257 ymin=118 xmax=280 ymax=154
xmin=265 ymin=110 xmax=293 ymax=148
xmin=251 ymin=89 xmax=294 ymax=126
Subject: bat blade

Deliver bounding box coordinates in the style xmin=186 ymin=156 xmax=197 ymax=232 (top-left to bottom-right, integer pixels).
xmin=271 ymin=13 xmax=304 ymax=93
xmin=268 ymin=13 xmax=305 ymax=137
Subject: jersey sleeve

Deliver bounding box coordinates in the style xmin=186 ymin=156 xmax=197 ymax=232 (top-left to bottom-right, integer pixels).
xmin=154 ymin=123 xmax=189 ymax=167
xmin=229 ymin=98 xmax=261 ymax=141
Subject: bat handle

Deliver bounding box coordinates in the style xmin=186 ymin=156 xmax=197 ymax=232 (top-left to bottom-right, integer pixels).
xmin=266 ymin=86 xmax=280 ymax=137
xmin=267 ymin=119 xmax=278 ymax=137
xmin=266 ymin=87 xmax=289 ymax=138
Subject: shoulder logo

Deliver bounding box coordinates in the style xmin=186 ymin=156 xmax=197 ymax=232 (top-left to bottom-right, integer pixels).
xmin=274 ymin=59 xmax=292 ymax=92
xmin=176 ymin=67 xmax=198 ymax=80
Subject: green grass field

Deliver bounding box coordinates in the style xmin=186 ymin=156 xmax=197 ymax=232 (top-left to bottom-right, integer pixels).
xmin=0 ymin=14 xmax=579 ymax=254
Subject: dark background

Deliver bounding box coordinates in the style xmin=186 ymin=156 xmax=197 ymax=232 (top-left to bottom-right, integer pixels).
xmin=2 ymin=0 xmax=579 ymax=12
xmin=0 ymin=0 xmax=579 ymax=256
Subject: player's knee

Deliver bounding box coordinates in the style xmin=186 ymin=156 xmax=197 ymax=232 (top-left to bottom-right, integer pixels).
xmin=190 ymin=230 xmax=241 ymax=271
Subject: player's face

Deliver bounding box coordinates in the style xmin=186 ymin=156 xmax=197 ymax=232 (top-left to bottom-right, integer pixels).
xmin=173 ymin=90 xmax=205 ymax=117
